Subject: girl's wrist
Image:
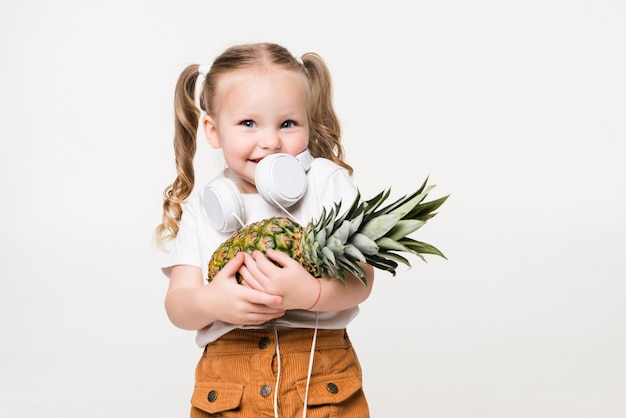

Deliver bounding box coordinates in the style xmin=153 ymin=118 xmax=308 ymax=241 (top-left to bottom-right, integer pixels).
xmin=307 ymin=279 xmax=322 ymax=311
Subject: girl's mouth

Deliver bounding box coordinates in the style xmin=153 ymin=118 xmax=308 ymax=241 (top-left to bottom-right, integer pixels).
xmin=249 ymin=156 xmax=268 ymax=164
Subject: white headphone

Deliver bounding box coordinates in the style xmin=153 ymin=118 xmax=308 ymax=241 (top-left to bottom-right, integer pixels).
xmin=202 ymin=149 xmax=313 ymax=233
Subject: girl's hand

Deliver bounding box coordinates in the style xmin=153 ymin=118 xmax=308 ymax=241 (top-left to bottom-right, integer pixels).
xmin=206 ymin=252 xmax=286 ymax=325
xmin=239 ymin=249 xmax=320 ymax=311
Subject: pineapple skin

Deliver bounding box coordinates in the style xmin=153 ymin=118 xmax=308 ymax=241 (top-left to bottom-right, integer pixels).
xmin=207 ymin=217 xmax=320 ymax=282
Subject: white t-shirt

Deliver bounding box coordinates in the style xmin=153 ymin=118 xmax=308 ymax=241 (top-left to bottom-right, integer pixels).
xmin=162 ymin=158 xmax=361 ymax=347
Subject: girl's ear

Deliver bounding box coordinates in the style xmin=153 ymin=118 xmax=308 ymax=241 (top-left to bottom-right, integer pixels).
xmin=202 ymin=115 xmax=221 ymax=149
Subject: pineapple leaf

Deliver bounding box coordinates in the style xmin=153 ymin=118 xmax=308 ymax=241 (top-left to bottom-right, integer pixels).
xmin=377 ymin=251 xmax=413 ymax=267
xmin=321 ymin=246 xmax=336 ymax=265
xmin=335 ymin=192 xmax=363 ymax=226
xmin=348 ymin=212 xmax=364 ymax=235
xmin=385 ymin=185 xmax=435 ymax=218
xmin=374 ymin=177 xmax=428 ymax=215
xmin=362 ymin=189 xmax=391 ymax=220
xmin=400 ymin=238 xmax=447 ymax=259
xmin=329 ymin=268 xmax=348 ymax=285
xmin=330 ymin=220 xmax=352 ymax=245
xmin=406 ymin=195 xmax=450 ymax=219
xmin=386 ymin=219 xmax=426 ymax=241
xmin=336 ymin=258 xmax=367 ymax=286
xmin=343 ymin=244 xmax=366 ymax=263
xmin=326 ymin=236 xmax=345 ymax=255
xmin=313 ymin=228 xmax=326 ymax=248
xmin=376 ymin=237 xmax=415 ymax=253
xmin=365 ymin=254 xmax=399 ymax=274
xmin=360 ymin=213 xmax=402 ymax=241
xmin=349 ymin=232 xmax=379 ymax=255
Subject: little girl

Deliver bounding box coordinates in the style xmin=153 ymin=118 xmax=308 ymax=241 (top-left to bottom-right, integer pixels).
xmin=157 ymin=43 xmax=373 ymax=418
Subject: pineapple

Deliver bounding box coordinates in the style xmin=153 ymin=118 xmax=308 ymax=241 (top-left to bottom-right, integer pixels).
xmin=207 ymin=178 xmax=448 ymax=286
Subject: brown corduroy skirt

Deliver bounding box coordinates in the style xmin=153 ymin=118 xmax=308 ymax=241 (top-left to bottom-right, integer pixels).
xmin=190 ymin=328 xmax=369 ymax=418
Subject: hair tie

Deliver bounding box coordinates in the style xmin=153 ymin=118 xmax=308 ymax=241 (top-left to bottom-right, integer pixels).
xmin=307 ymin=279 xmax=322 ymax=311
xmin=198 ymin=64 xmax=210 ymax=79
xmin=295 ymin=56 xmax=304 ymax=65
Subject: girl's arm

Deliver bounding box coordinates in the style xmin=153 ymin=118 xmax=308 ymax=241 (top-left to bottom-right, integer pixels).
xmin=307 ymin=262 xmax=374 ymax=312
xmin=239 ymin=249 xmax=374 ymax=312
xmin=165 ymin=253 xmax=286 ymax=331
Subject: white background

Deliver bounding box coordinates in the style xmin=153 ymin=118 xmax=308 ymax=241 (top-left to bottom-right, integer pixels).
xmin=1 ymin=1 xmax=625 ymax=417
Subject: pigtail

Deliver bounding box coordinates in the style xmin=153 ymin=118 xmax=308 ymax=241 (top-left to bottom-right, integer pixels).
xmin=302 ymin=53 xmax=353 ymax=175
xmin=156 ymin=64 xmax=201 ymax=244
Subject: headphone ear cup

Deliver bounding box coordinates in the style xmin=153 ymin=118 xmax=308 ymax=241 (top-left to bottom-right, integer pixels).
xmin=255 ymin=153 xmax=307 ymax=208
xmin=202 ymin=178 xmax=245 ymax=233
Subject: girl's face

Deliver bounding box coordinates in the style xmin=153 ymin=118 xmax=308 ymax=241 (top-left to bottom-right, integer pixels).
xmin=203 ymin=66 xmax=310 ymax=194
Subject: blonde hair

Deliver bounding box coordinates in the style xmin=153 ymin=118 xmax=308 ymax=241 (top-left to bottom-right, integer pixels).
xmin=156 ymin=43 xmax=352 ymax=244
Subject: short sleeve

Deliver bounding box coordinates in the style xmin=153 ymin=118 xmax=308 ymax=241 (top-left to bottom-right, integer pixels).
xmin=309 ymin=158 xmax=359 ymax=216
xmin=161 ymin=196 xmax=203 ymax=278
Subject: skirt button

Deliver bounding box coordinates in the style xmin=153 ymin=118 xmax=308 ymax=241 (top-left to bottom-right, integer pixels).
xmin=258 ymin=336 xmax=270 ymax=349
xmin=260 ymin=384 xmax=272 ymax=397
xmin=207 ymin=390 xmax=218 ymax=402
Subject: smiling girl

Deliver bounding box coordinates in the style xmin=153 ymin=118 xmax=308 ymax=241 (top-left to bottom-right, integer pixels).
xmin=157 ymin=43 xmax=373 ymax=418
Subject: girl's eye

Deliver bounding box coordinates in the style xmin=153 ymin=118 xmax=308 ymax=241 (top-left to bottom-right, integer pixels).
xmin=281 ymin=120 xmax=295 ymax=129
xmin=241 ymin=120 xmax=255 ymax=128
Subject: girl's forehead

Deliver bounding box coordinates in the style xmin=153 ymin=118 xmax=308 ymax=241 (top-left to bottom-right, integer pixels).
xmin=211 ymin=66 xmax=310 ymax=115
xmin=216 ymin=66 xmax=307 ymax=93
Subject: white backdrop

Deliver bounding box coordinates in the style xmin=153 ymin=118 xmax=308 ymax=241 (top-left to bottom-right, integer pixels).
xmin=1 ymin=1 xmax=625 ymax=417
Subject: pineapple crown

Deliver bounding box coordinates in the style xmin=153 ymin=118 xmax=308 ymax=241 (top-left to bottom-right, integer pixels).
xmin=304 ymin=177 xmax=449 ymax=286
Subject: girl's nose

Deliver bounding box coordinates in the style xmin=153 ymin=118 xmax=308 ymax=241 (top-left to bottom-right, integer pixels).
xmin=259 ymin=130 xmax=282 ymax=149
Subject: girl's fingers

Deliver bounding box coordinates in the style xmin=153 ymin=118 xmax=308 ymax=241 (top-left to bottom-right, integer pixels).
xmin=214 ymin=252 xmax=244 ymax=281
xmin=263 ymin=249 xmax=296 ymax=268
xmin=238 ymin=264 xmax=262 ymax=290
xmin=242 ymin=285 xmax=283 ymax=306
xmin=243 ymin=253 xmax=271 ymax=286
xmin=253 ymin=250 xmax=288 ymax=276
xmin=227 ymin=251 xmax=245 ymax=268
